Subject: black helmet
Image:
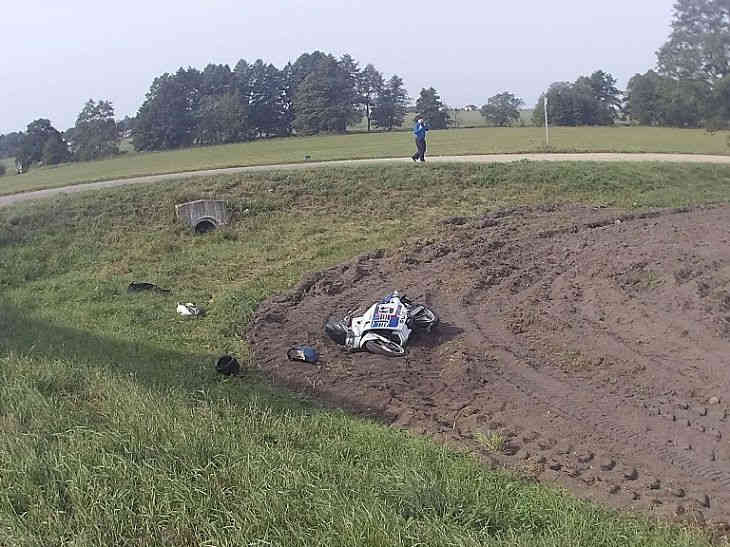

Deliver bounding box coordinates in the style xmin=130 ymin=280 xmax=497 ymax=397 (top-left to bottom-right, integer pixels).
xmin=216 ymin=355 xmax=240 ymax=376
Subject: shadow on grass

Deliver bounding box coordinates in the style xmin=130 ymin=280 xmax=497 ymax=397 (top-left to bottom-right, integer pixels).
xmin=0 ymin=301 xmax=206 ymax=379
xmin=0 ymin=301 xmax=305 ymax=411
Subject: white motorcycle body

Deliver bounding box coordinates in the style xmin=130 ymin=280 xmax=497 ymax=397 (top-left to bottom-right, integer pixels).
xmin=348 ymin=293 xmax=413 ymax=352
xmin=325 ymin=291 xmax=438 ymax=357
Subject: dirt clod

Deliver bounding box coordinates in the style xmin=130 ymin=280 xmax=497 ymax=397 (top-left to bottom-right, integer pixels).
xmin=564 ymin=466 xmax=581 ymax=478
xmin=623 ymin=467 xmax=639 ymax=481
xmin=549 ymin=460 xmax=563 ymax=471
xmin=600 ymin=459 xmax=616 ymax=471
xmin=697 ymin=494 xmax=711 ymax=508
xmin=581 ymin=474 xmax=597 ymax=486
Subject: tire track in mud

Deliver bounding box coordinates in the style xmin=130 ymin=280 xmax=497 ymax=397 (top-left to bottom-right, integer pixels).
xmin=486 ymin=339 xmax=730 ymax=488
xmin=450 ymin=224 xmax=730 ymax=493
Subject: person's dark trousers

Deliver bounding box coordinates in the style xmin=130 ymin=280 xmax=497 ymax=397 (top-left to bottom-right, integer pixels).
xmin=412 ymin=137 xmax=427 ymax=161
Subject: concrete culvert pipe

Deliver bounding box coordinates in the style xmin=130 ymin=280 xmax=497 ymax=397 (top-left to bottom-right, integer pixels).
xmin=194 ymin=218 xmax=218 ymax=233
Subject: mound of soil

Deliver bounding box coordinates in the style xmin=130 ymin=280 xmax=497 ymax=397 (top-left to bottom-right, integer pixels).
xmin=249 ymin=204 xmax=730 ymax=526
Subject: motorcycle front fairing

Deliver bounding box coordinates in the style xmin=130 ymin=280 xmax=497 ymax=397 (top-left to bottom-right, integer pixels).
xmin=348 ymin=293 xmax=413 ymax=351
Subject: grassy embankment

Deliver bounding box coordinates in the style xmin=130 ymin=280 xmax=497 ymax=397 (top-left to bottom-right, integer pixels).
xmin=3 ymin=161 xmax=730 ymax=545
xmin=1 ymin=126 xmax=728 ymax=196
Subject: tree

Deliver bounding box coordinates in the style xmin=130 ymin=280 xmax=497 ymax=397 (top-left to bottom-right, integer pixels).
xmin=195 ymin=91 xmax=248 ymax=145
xmin=657 ymin=78 xmax=711 ymax=126
xmin=571 ymin=77 xmax=606 ymax=125
xmin=533 ymin=71 xmax=622 ymax=126
xmin=292 ymin=53 xmax=360 ymax=134
xmin=585 ymin=70 xmax=622 ymax=124
xmin=293 ymin=69 xmax=338 ymax=134
xmin=533 ymin=82 xmax=570 ymax=126
xmin=626 ymin=70 xmax=664 ymax=125
xmin=480 ymin=92 xmax=524 ymax=126
xmin=657 ymin=0 xmax=730 ymax=82
xmin=42 ymin=133 xmax=72 ymax=165
xmin=133 ymin=67 xmax=202 ymax=151
xmin=359 ymin=64 xmax=384 ymax=132
xmin=17 ymin=119 xmax=69 ymax=167
xmin=200 ymin=63 xmax=233 ymax=97
xmin=712 ymin=74 xmax=730 ymax=121
xmin=233 ymin=59 xmax=252 ymax=102
xmin=248 ymin=60 xmax=288 ymax=137
xmin=373 ymin=75 xmax=409 ymax=130
xmin=0 ymin=132 xmax=24 ymax=159
xmin=286 ymin=51 xmax=331 ymax=134
xmin=289 ymin=51 xmax=330 ymax=89
xmin=338 ymin=54 xmax=364 ymax=130
xmin=415 ymin=87 xmax=449 ymax=129
xmin=626 ymin=70 xmax=711 ymax=127
xmin=130 ymin=52 xmax=383 ymax=148
xmin=71 ymin=99 xmax=120 ymax=161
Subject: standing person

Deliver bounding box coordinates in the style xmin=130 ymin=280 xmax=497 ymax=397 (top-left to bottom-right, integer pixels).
xmin=411 ymin=118 xmax=429 ymax=162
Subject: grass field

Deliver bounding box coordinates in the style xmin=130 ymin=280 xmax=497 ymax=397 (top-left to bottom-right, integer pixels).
xmin=1 ymin=126 xmax=729 ymax=196
xmin=2 ymin=161 xmax=729 ymax=545
xmin=348 ymin=109 xmax=535 ymax=131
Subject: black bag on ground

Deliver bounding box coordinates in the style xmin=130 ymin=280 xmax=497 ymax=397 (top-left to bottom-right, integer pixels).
xmin=127 ymin=281 xmax=171 ymax=294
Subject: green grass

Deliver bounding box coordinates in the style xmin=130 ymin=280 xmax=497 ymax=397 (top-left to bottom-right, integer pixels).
xmin=2 ymin=161 xmax=728 ymax=545
xmin=3 ymin=126 xmax=729 ymax=197
xmin=348 ymin=109 xmax=535 ymax=131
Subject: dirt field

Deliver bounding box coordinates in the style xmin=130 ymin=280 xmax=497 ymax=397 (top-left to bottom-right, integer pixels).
xmin=249 ymin=204 xmax=730 ymax=526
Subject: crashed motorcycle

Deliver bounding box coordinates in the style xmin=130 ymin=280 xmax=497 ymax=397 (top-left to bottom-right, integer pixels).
xmin=324 ymin=291 xmax=438 ymax=357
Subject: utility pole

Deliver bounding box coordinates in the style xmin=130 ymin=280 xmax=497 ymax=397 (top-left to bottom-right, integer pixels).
xmin=544 ymin=95 xmax=549 ymax=146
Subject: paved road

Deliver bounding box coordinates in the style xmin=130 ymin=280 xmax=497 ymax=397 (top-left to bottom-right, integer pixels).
xmin=3 ymin=152 xmax=730 ymax=208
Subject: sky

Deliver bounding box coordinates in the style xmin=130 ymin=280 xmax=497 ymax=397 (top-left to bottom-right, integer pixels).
xmin=0 ymin=0 xmax=675 ymax=134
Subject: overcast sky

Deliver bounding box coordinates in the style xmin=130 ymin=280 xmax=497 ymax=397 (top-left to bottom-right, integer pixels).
xmin=0 ymin=0 xmax=674 ymax=134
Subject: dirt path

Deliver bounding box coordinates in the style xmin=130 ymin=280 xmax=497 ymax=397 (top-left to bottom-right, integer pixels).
xmin=3 ymin=152 xmax=730 ymax=208
xmin=250 ymin=204 xmax=730 ymax=526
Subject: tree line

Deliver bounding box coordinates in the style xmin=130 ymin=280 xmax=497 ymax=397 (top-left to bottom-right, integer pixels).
xmin=0 ymin=51 xmax=422 ymax=170
xmin=131 ymin=52 xmax=410 ymax=151
xmin=0 ymin=99 xmax=120 ymax=170
xmin=627 ymin=0 xmax=729 ymax=129
xmin=533 ymin=0 xmax=729 ymax=128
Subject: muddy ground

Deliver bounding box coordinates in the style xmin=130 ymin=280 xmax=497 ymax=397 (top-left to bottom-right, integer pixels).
xmin=249 ymin=204 xmax=730 ymax=527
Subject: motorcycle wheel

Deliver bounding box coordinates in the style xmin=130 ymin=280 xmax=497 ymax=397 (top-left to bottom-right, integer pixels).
xmin=410 ymin=305 xmax=439 ymax=330
xmin=364 ymin=339 xmax=406 ymax=357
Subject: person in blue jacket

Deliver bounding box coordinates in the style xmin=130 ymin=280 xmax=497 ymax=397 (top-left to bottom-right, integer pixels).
xmin=411 ymin=118 xmax=429 ymax=162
